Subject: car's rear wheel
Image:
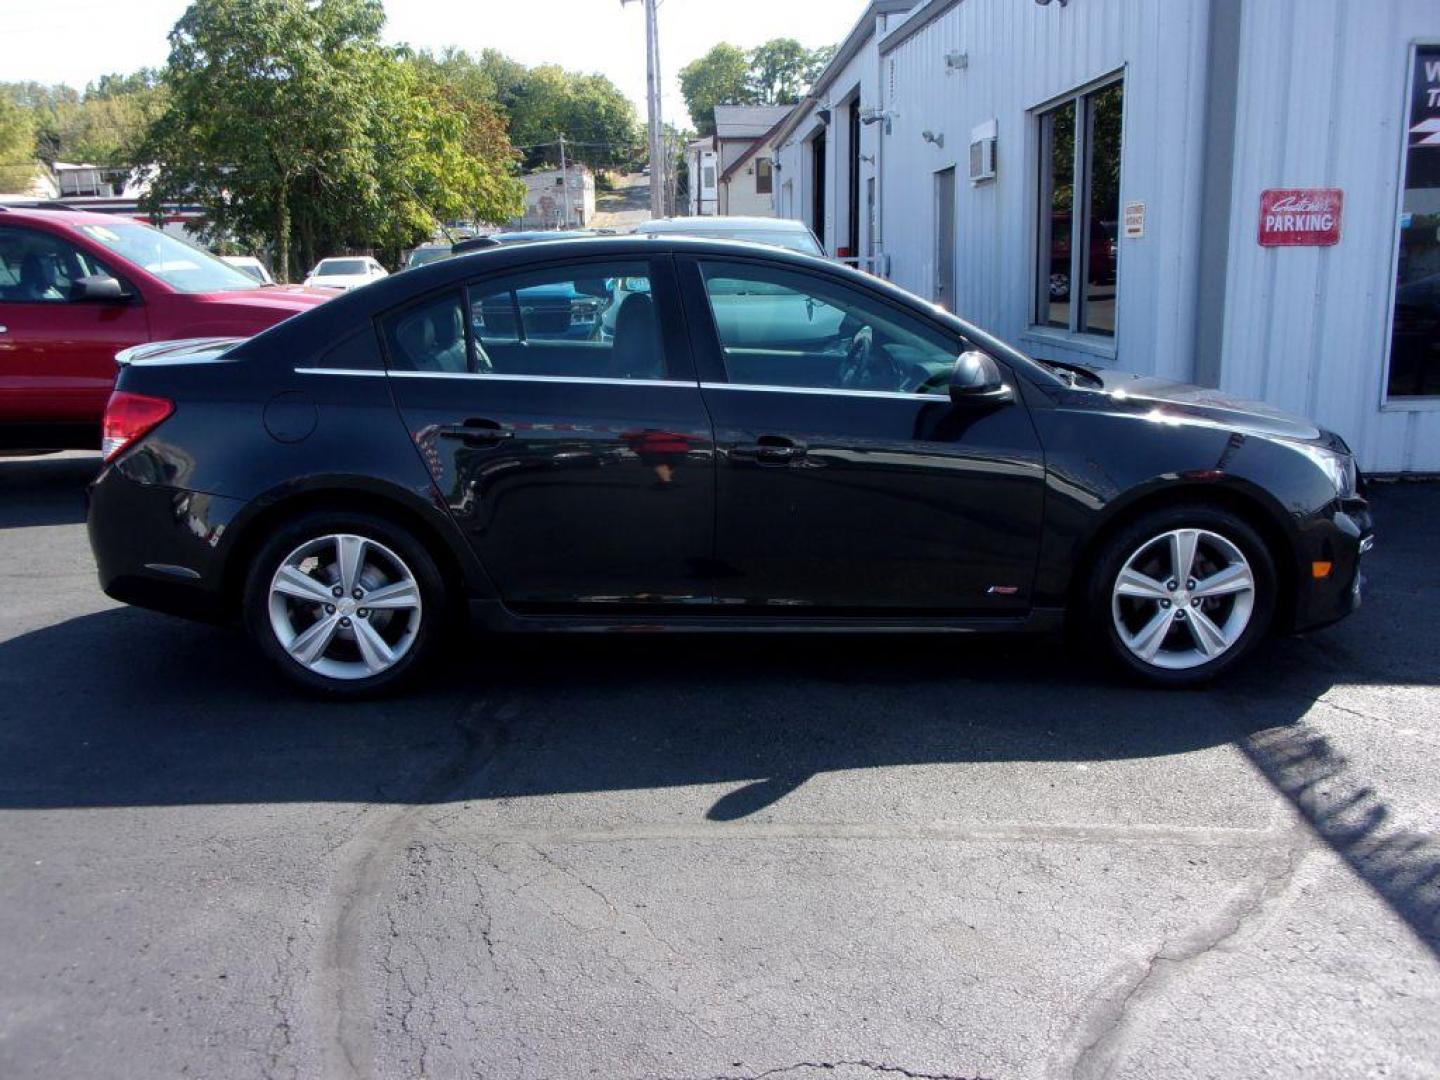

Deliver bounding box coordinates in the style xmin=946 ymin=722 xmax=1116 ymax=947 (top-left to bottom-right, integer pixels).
xmin=1085 ymin=505 xmax=1276 ymax=686
xmin=242 ymin=511 xmax=446 ymax=696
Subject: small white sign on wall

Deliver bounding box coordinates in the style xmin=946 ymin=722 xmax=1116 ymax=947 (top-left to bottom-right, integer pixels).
xmin=1124 ymin=201 xmax=1146 ymax=238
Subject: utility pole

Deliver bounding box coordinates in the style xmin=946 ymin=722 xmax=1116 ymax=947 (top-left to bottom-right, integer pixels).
xmin=557 ymin=134 xmax=572 ymax=228
xmin=621 ymin=0 xmax=665 ymax=219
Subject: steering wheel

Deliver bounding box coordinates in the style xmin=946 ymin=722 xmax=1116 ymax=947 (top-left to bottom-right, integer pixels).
xmin=839 ymin=326 xmax=875 ymax=389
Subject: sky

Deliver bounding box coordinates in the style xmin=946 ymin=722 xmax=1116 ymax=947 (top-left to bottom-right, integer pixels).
xmin=0 ymin=0 xmax=864 ymax=130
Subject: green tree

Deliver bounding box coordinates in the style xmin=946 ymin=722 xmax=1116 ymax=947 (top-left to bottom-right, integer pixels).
xmin=142 ymin=0 xmax=520 ymax=279
xmin=679 ymin=43 xmax=754 ymax=138
xmin=504 ymin=65 xmax=641 ymax=169
xmin=408 ymin=47 xmax=639 ymax=172
xmin=747 ymin=38 xmax=817 ymax=105
xmin=0 ymin=93 xmax=38 ymax=193
xmin=49 ymin=87 xmax=167 ymax=167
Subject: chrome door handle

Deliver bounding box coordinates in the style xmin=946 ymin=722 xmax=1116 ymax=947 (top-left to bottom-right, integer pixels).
xmin=0 ymin=326 xmax=8 ymax=334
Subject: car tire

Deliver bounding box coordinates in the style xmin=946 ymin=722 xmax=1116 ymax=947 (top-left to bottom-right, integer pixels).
xmin=1083 ymin=504 xmax=1277 ymax=687
xmin=242 ymin=510 xmax=448 ymax=697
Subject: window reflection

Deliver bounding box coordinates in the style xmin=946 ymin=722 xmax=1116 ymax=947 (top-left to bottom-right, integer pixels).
xmin=1389 ymin=46 xmax=1440 ymax=398
xmin=1037 ymin=100 xmax=1076 ymax=330
xmin=1083 ymin=83 xmax=1123 ymax=336
xmin=1035 ymin=79 xmax=1124 ymax=338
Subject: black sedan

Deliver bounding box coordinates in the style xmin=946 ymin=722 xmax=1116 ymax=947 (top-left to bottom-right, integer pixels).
xmin=87 ymin=237 xmax=1372 ymax=695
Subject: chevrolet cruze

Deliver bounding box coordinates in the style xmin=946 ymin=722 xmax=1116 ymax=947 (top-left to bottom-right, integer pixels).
xmin=86 ymin=237 xmax=1373 ymax=695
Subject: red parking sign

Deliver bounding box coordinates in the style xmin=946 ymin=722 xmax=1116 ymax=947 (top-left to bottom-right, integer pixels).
xmin=1259 ymin=188 xmax=1343 ymax=247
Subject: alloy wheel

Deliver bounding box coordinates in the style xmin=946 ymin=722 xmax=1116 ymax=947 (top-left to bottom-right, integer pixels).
xmin=267 ymin=533 xmax=423 ymax=681
xmin=1110 ymin=527 xmax=1256 ymax=671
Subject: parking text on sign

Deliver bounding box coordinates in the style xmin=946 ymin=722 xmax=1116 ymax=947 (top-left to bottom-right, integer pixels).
xmin=1259 ymin=188 xmax=1343 ymax=247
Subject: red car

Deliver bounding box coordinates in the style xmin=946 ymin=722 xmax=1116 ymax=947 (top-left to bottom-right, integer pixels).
xmin=0 ymin=205 xmax=332 ymax=450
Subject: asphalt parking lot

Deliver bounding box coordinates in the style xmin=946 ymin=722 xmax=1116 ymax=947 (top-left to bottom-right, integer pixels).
xmin=0 ymin=452 xmax=1437 ymax=1080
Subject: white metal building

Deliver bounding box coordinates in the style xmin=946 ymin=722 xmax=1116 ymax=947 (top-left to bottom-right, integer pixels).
xmin=776 ymin=0 xmax=1440 ymax=474
xmin=686 ymin=138 xmax=719 ymax=216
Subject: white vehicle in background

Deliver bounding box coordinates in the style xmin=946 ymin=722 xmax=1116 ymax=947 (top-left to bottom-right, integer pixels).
xmin=303 ymin=256 xmax=389 ymax=291
xmin=634 ymin=216 xmax=824 ymax=256
xmin=604 ymin=217 xmax=830 ymax=343
xmin=219 ymin=255 xmax=275 ymax=285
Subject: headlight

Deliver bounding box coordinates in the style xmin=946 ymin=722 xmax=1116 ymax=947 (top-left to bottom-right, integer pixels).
xmin=1289 ymin=441 xmax=1357 ymax=498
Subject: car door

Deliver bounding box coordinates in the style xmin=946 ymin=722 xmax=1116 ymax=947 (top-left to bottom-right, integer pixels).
xmin=382 ymin=254 xmax=716 ymax=612
xmin=0 ymin=224 xmax=149 ymax=425
xmin=677 ymin=254 xmax=1046 ymax=615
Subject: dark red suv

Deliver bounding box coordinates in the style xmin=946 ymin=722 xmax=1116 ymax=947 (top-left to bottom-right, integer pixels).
xmin=0 ymin=205 xmax=332 ymax=450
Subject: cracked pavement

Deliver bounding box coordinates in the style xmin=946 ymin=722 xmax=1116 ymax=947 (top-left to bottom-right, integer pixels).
xmin=0 ymin=454 xmax=1437 ymax=1079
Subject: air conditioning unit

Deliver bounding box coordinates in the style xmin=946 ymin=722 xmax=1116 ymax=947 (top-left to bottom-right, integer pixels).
xmin=969 ymin=119 xmax=998 ymax=183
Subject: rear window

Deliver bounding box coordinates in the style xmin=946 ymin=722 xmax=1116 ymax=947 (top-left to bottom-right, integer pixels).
xmin=316 ymin=259 xmax=369 ymax=275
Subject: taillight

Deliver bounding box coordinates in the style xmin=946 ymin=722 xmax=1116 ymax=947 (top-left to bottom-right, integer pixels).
xmin=101 ymin=391 xmax=174 ymax=462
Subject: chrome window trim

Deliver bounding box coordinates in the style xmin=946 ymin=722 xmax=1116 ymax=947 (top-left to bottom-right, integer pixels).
xmin=700 ymin=381 xmax=944 ymax=402
xmin=292 ymin=369 xmax=941 ymax=400
xmin=390 ymin=371 xmax=687 ymax=389
xmin=293 ymin=367 xmax=689 ymax=389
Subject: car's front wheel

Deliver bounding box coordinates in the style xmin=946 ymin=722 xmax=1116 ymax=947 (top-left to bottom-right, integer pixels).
xmin=1085 ymin=505 xmax=1276 ymax=686
xmin=242 ymin=511 xmax=446 ymax=696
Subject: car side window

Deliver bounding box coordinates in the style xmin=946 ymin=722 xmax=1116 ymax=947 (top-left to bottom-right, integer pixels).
xmin=698 ymin=261 xmax=959 ymax=395
xmin=382 ymin=290 xmax=471 ymax=374
xmin=468 ymin=260 xmax=672 ymax=381
xmin=0 ymin=226 xmax=119 ymax=304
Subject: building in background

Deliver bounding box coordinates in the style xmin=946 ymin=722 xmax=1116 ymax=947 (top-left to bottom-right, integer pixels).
xmin=515 ymin=165 xmax=596 ymax=230
xmin=701 ymin=104 xmax=793 ymax=218
xmin=716 ymin=110 xmax=791 ymax=218
xmin=775 ymin=0 xmax=1440 ymax=474
xmin=21 ymin=162 xmax=204 ymax=238
xmin=686 ymin=137 xmax=719 ymax=216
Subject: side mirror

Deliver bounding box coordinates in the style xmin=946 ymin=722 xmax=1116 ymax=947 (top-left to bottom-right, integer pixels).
xmin=73 ymin=274 xmax=129 ymax=302
xmin=949 ymin=349 xmax=1012 ymax=405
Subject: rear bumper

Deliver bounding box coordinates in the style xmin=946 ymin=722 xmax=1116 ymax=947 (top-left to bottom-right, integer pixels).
xmin=1290 ymin=497 xmax=1373 ymax=633
xmin=86 ymin=465 xmax=245 ymax=622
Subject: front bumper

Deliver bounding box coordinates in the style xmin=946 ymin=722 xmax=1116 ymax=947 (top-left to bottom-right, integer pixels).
xmin=87 ymin=464 xmax=247 ymax=622
xmin=1290 ymin=496 xmax=1373 ymax=633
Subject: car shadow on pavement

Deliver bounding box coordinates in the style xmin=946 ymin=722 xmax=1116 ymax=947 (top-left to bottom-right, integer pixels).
xmin=0 ymin=483 xmax=1435 ymax=956
xmin=0 ymin=453 xmax=98 ymax=529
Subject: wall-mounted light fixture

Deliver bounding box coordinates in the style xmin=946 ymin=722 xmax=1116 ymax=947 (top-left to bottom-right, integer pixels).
xmin=922 ymin=130 xmax=944 ymax=149
xmin=859 ymin=108 xmax=895 ymax=136
xmin=944 ymin=51 xmax=968 ymax=72
xmin=1035 ymin=0 xmax=1069 ymax=6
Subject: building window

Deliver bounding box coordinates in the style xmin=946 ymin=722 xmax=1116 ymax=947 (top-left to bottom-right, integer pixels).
xmin=1388 ymin=46 xmax=1440 ymax=399
xmin=756 ymin=158 xmax=774 ymax=195
xmin=702 ymin=165 xmax=716 ymax=191
xmin=1035 ymin=78 xmax=1123 ymax=338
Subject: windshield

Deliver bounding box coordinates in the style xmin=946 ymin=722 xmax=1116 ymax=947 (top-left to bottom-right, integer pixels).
xmin=315 ymin=259 xmax=369 ymax=276
xmin=76 ymin=223 xmax=260 ymax=294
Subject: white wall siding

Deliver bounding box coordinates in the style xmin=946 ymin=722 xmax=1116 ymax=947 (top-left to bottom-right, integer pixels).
xmin=879 ymin=0 xmax=1209 ymax=381
xmin=1217 ymin=0 xmax=1440 ymax=473
xmin=780 ymin=0 xmax=1439 ymax=472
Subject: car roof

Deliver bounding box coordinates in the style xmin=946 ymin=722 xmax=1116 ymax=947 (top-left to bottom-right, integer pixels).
xmin=0 ymin=204 xmax=152 ymax=228
xmin=636 ymin=216 xmax=811 ymax=234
